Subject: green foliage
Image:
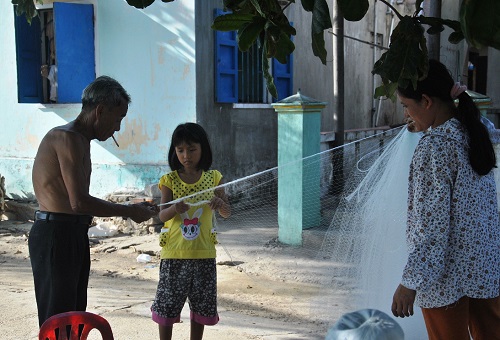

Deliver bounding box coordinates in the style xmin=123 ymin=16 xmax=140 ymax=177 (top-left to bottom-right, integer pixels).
xmin=306 ymin=0 xmax=332 ymax=64
xmin=126 ymin=0 xmax=155 ymax=8
xmin=372 ymin=16 xmax=429 ymax=101
xmin=371 ymin=0 xmax=499 ymax=100
xmin=237 ymin=17 xmax=267 ymax=51
xmin=460 ymin=0 xmax=500 ymax=50
xmin=371 ymin=0 xmax=465 ymax=101
xmin=211 ymin=0 xmax=330 ymax=97
xmin=262 ymin=34 xmax=278 ymax=98
xmin=11 ymin=0 xmax=500 ymax=101
xmin=212 ymin=13 xmax=255 ymax=31
xmin=337 ymin=0 xmax=369 ymax=22
xmin=211 ymin=0 xmax=300 ymax=98
xmin=126 ymin=0 xmax=174 ymax=8
xmin=12 ymin=0 xmax=38 ymax=24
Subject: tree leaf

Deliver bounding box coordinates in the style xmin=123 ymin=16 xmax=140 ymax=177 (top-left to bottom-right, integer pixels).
xmin=426 ymin=24 xmax=444 ymax=35
xmin=248 ymin=0 xmax=265 ymax=16
xmin=267 ymin=9 xmax=296 ymax=36
xmin=312 ymin=0 xmax=333 ymax=34
xmin=126 ymin=0 xmax=156 ymax=9
xmin=224 ymin=0 xmax=256 ymax=14
xmin=372 ymin=16 xmax=428 ymax=100
xmin=311 ymin=31 xmax=327 ymax=65
xmin=374 ymin=81 xmax=398 ymax=101
xmin=418 ymin=16 xmax=459 ymax=33
xmin=460 ymin=0 xmax=500 ymax=50
xmin=274 ymin=20 xmax=297 ymax=36
xmin=415 ymin=0 xmax=424 ymax=12
xmin=237 ymin=17 xmax=267 ymax=51
xmin=301 ymin=0 xmax=314 ymax=12
xmin=273 ymin=31 xmax=295 ymax=64
xmin=439 ymin=18 xmax=461 ymax=32
xmin=263 ymin=35 xmax=278 ymax=98
xmin=417 ymin=17 xmax=445 ymax=35
xmin=306 ymin=0 xmax=331 ymax=64
xmin=448 ymin=30 xmax=464 ymax=44
xmin=338 ymin=0 xmax=369 ymax=22
xmin=12 ymin=0 xmax=38 ymax=24
xmin=417 ymin=16 xmax=462 ymax=44
xmin=212 ymin=13 xmax=255 ymax=31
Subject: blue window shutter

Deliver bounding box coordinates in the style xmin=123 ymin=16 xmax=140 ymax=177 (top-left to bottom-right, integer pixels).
xmin=214 ymin=9 xmax=238 ymax=103
xmin=272 ymin=22 xmax=294 ymax=102
xmin=14 ymin=12 xmax=43 ymax=103
xmin=272 ymin=53 xmax=293 ymax=101
xmin=54 ymin=2 xmax=95 ymax=103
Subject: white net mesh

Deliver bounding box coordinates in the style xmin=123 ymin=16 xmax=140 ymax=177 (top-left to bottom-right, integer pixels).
xmin=166 ymin=126 xmax=427 ymax=338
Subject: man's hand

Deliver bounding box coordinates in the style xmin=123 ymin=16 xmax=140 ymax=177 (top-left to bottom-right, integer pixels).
xmin=392 ymin=284 xmax=416 ymax=318
xmin=129 ymin=202 xmax=158 ymax=223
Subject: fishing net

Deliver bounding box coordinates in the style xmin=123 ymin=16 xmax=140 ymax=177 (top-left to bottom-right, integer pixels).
xmin=166 ymin=126 xmax=427 ymax=338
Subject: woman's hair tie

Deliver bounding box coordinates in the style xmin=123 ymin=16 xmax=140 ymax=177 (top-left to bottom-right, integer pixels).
xmin=450 ymin=82 xmax=467 ymax=99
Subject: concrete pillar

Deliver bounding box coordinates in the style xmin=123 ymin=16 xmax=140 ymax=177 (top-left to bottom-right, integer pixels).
xmin=272 ymin=91 xmax=327 ymax=245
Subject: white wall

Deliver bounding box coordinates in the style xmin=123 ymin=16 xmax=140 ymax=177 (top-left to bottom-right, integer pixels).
xmin=0 ymin=0 xmax=196 ymax=198
xmin=487 ymin=48 xmax=500 ymax=108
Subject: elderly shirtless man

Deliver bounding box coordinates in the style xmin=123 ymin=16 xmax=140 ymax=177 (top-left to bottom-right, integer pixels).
xmin=29 ymin=76 xmax=158 ymax=327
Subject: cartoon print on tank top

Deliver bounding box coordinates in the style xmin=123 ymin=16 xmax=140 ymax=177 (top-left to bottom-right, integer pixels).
xmin=179 ymin=208 xmax=203 ymax=240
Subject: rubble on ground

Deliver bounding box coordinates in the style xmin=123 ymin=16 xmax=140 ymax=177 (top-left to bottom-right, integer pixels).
xmin=1 ymin=185 xmax=163 ymax=236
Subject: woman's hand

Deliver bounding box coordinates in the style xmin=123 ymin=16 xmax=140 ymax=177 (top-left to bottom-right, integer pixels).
xmin=391 ymin=284 xmax=416 ymax=318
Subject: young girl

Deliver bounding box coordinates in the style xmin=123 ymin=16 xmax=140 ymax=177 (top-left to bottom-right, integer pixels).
xmin=151 ymin=123 xmax=231 ymax=340
xmin=391 ymin=59 xmax=500 ymax=339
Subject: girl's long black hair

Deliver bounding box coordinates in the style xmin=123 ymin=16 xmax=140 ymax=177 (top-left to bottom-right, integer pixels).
xmin=168 ymin=123 xmax=213 ymax=171
xmin=398 ymin=59 xmax=495 ymax=175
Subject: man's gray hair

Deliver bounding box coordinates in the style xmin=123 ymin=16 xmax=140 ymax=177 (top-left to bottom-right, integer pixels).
xmin=81 ymin=76 xmax=131 ymax=112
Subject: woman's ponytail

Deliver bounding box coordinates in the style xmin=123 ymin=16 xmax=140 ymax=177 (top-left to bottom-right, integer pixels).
xmin=455 ymin=92 xmax=496 ymax=175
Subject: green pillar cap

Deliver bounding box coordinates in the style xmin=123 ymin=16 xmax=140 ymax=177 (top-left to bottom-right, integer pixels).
xmin=272 ymin=89 xmax=327 ymax=110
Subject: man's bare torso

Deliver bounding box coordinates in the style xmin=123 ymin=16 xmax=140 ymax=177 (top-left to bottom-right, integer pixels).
xmin=32 ymin=122 xmax=91 ymax=214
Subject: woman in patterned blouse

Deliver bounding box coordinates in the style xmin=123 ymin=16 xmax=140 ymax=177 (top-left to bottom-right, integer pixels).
xmin=391 ymin=59 xmax=500 ymax=340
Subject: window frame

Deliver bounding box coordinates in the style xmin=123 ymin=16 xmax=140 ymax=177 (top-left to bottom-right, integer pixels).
xmin=214 ymin=9 xmax=293 ymax=104
xmin=13 ymin=2 xmax=96 ymax=104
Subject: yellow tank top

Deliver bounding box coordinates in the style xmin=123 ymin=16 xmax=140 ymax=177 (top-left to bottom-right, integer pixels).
xmin=158 ymin=170 xmax=222 ymax=259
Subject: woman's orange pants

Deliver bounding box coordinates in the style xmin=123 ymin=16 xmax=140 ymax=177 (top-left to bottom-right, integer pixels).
xmin=421 ymin=295 xmax=500 ymax=340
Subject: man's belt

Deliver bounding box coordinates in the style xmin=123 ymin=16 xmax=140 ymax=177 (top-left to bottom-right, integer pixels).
xmin=34 ymin=211 xmax=93 ymax=225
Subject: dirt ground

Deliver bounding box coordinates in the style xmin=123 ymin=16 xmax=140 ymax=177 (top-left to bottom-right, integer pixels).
xmin=0 ymin=217 xmax=333 ymax=340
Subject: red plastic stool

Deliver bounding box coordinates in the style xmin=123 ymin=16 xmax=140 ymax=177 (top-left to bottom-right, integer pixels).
xmin=38 ymin=311 xmax=114 ymax=340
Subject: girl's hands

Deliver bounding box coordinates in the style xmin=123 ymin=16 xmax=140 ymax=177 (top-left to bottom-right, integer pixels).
xmin=174 ymin=201 xmax=190 ymax=214
xmin=209 ymin=196 xmax=224 ymax=210
xmin=158 ymin=200 xmax=188 ymax=223
xmin=209 ymin=196 xmax=231 ymax=218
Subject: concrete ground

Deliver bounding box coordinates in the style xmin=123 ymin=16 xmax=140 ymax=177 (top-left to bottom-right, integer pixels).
xmin=0 ymin=211 xmax=329 ymax=340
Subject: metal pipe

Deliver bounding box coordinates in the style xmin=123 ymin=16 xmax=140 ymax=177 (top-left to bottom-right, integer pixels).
xmin=372 ymin=0 xmax=378 ymax=126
